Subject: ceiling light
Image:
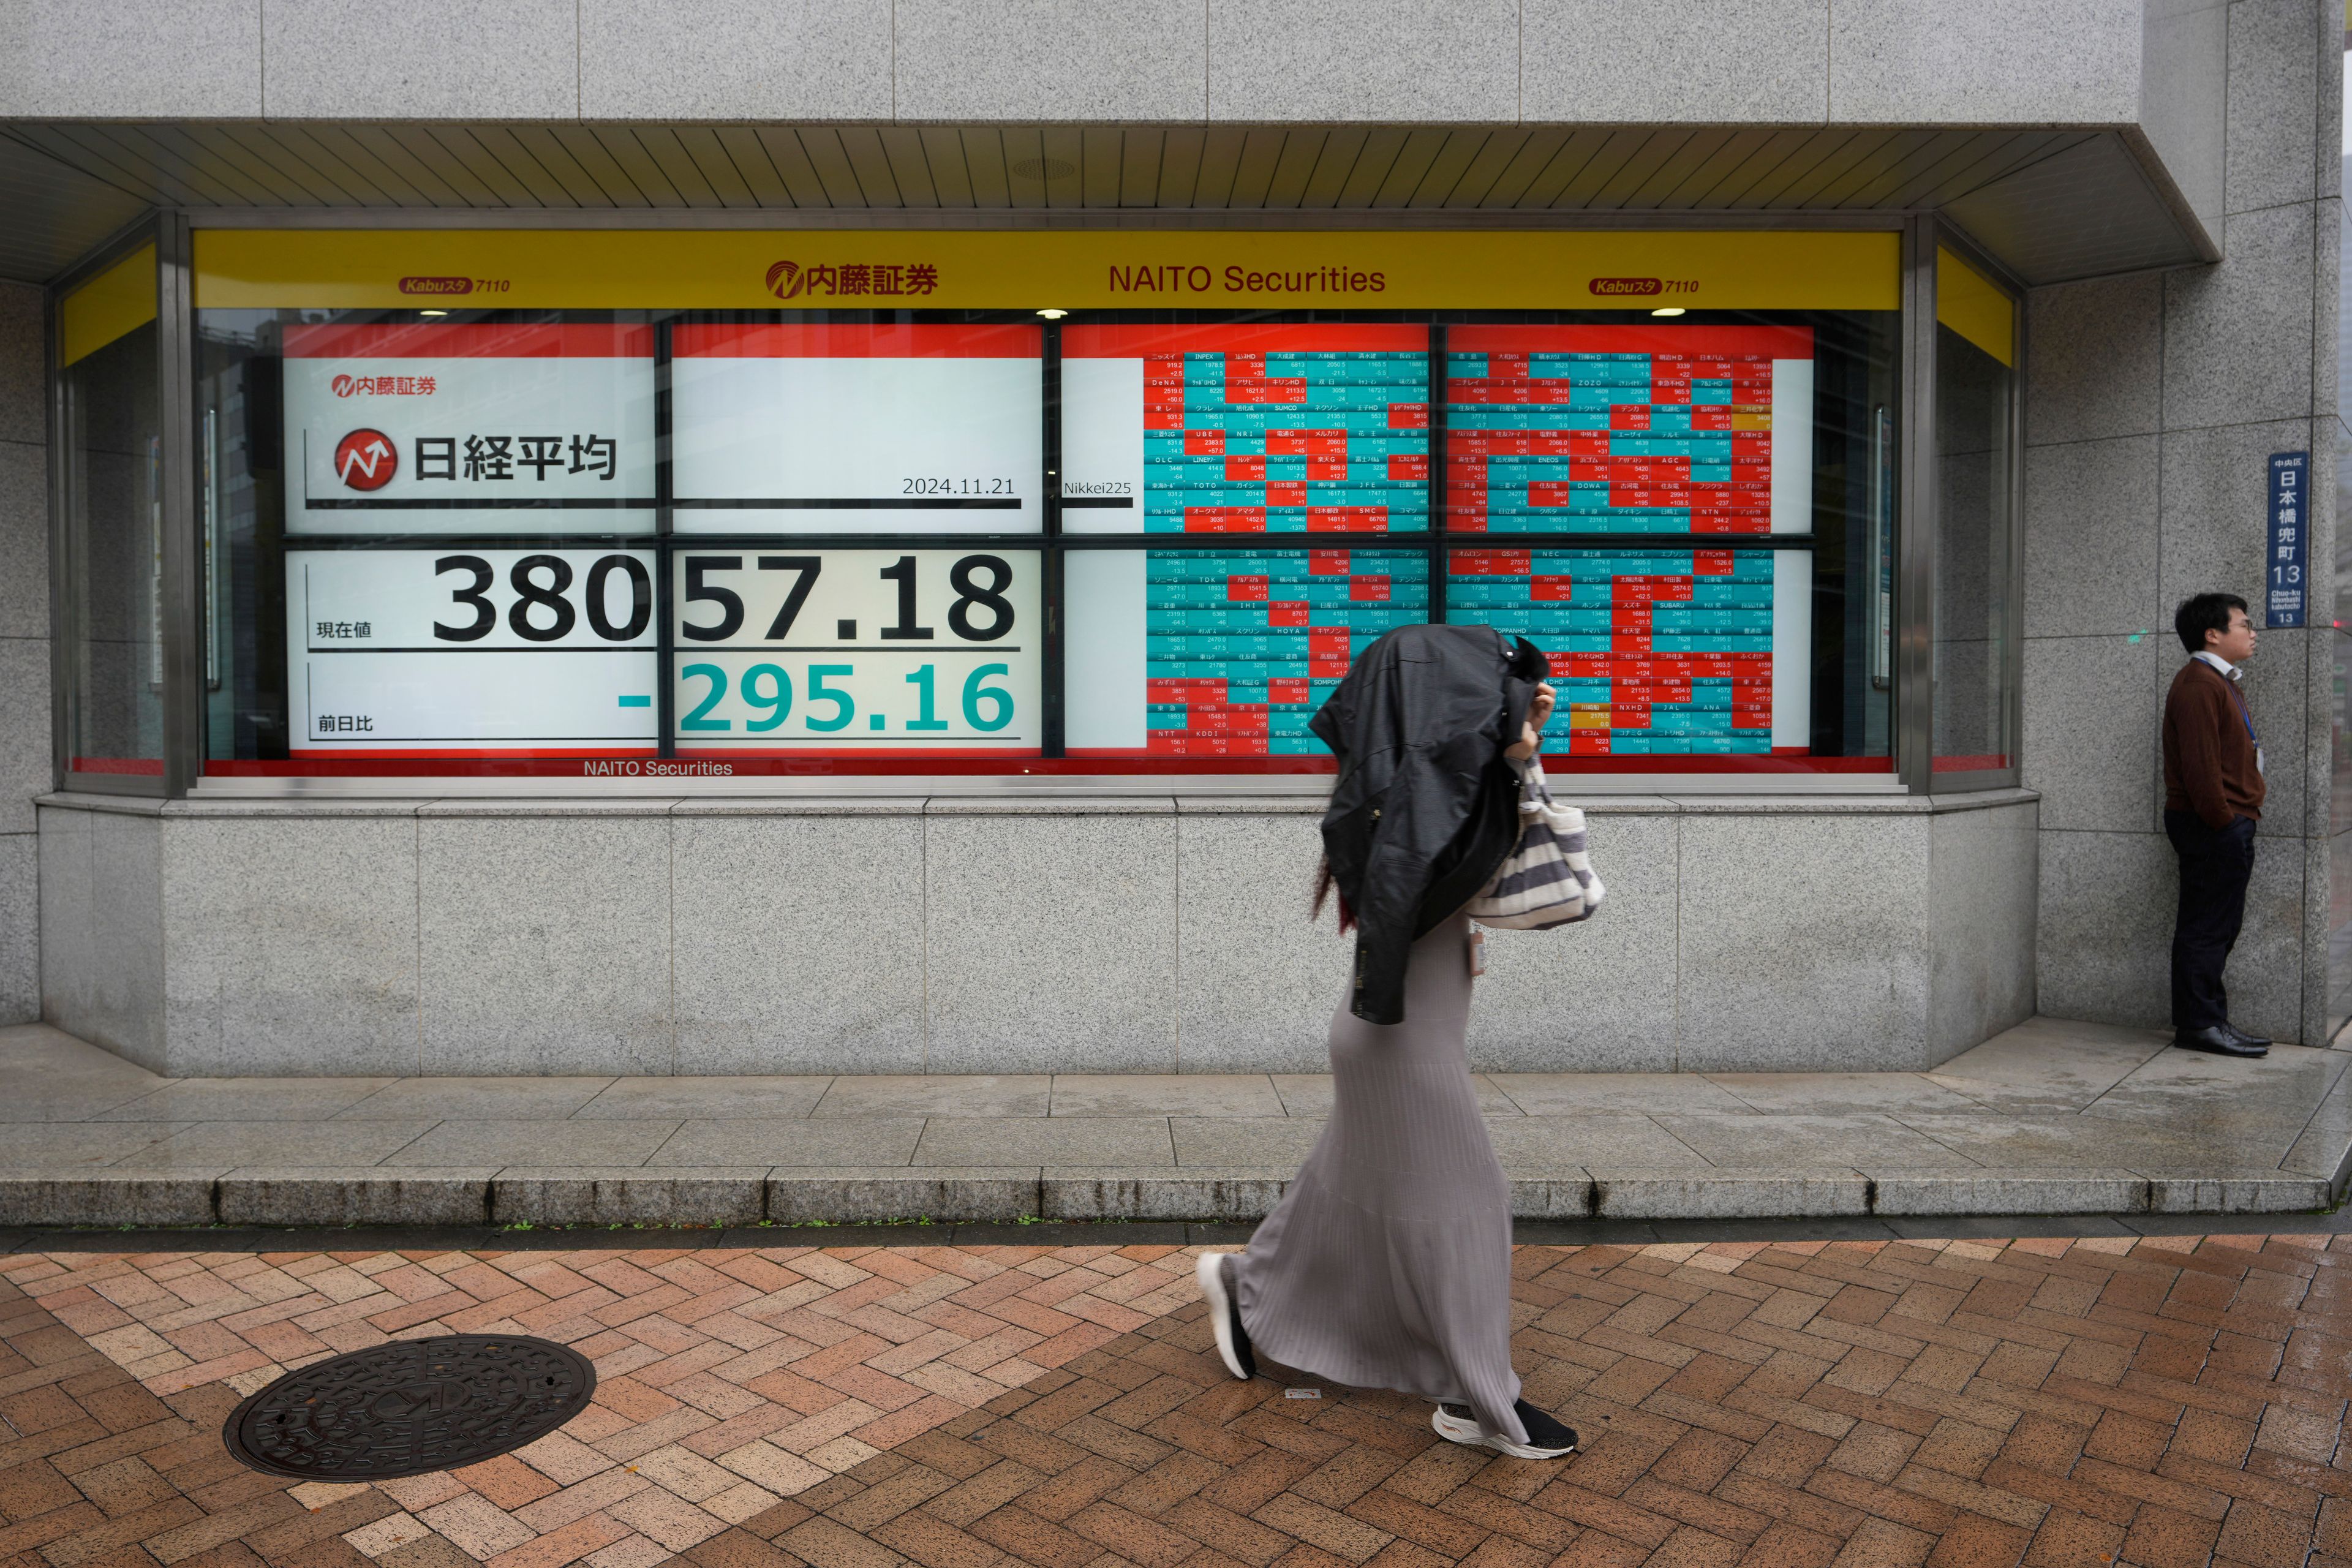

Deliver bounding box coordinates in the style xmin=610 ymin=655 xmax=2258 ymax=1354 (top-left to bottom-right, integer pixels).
xmin=1035 ymin=307 xmax=1069 ymax=320
xmin=419 ymin=309 xmax=448 ymax=317
xmin=1650 ymin=306 xmax=1686 ymax=318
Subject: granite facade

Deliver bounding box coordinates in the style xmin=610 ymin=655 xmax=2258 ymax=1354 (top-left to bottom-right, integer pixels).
xmin=34 ymin=794 xmax=2037 ymax=1077
xmin=2025 ymin=0 xmax=2340 ymax=1046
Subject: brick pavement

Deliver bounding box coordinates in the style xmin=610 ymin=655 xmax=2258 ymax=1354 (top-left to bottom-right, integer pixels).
xmin=0 ymin=1232 xmax=2343 ymax=1567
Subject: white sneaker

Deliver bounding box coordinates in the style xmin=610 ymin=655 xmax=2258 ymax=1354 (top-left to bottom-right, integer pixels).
xmin=1431 ymin=1400 xmax=1578 ymax=1460
xmin=1193 ymin=1251 xmax=1256 ymax=1381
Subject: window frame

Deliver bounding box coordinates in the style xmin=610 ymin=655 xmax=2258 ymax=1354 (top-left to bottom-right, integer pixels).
xmin=1900 ymin=218 xmax=2026 ymax=796
xmin=45 ymin=213 xmax=190 ymax=799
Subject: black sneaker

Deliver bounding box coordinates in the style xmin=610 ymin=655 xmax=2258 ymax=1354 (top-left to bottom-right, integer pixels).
xmin=1432 ymin=1399 xmax=1578 ymax=1459
xmin=1194 ymin=1251 xmax=1256 ymax=1380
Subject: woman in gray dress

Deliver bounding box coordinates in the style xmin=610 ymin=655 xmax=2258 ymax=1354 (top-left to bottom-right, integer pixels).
xmin=1196 ymin=628 xmax=1576 ymax=1461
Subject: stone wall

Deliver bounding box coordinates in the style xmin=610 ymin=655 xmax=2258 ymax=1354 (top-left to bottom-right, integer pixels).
xmin=2024 ymin=0 xmax=2341 ymax=1044
xmin=36 ymin=791 xmax=2036 ymax=1079
xmin=0 ymin=283 xmax=44 ymax=1023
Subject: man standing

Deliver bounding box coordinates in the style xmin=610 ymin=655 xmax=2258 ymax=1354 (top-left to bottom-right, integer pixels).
xmin=2161 ymin=593 xmax=2269 ymax=1058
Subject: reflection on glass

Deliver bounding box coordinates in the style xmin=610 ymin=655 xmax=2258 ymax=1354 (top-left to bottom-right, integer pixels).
xmin=669 ymin=548 xmax=1040 ymax=753
xmin=59 ymin=244 xmax=164 ymax=780
xmin=279 ymin=322 xmax=655 ymax=538
xmin=1060 ymin=325 xmax=1428 ymax=535
xmin=1931 ymin=249 xmax=2016 ymax=775
xmin=1065 ymin=549 xmax=1430 ymax=756
xmin=1450 ymin=547 xmax=1789 ymax=761
xmin=671 ymin=323 xmax=1043 ymax=535
xmin=1442 ymin=325 xmax=1810 ymax=537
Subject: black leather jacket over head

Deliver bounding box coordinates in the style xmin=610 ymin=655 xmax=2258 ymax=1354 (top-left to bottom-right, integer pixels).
xmin=1310 ymin=624 xmax=1549 ymax=1025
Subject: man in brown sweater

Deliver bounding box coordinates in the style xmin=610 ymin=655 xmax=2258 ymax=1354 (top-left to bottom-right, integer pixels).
xmin=2160 ymin=592 xmax=2268 ymax=1057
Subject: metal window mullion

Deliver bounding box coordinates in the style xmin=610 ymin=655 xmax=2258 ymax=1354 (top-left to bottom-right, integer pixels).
xmin=159 ymin=213 xmax=202 ymax=797
xmin=1041 ymin=317 xmax=1064 ymax=758
xmin=1428 ymin=322 xmax=1447 ymax=626
xmin=1895 ymin=217 xmax=1938 ymax=795
xmin=655 ymin=315 xmax=676 ymax=760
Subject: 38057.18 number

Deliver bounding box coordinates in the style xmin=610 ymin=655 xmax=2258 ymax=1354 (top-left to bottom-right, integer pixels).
xmin=678 ymin=661 xmax=1015 ymax=735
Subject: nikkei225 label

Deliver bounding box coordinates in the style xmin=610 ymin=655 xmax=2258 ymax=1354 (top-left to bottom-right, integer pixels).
xmin=672 ymin=549 xmax=1041 ymax=750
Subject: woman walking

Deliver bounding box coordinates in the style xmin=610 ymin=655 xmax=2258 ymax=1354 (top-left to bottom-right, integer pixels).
xmin=1196 ymin=623 xmax=1581 ymax=1460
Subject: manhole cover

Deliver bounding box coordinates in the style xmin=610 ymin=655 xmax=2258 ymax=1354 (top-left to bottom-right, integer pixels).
xmin=222 ymin=1335 xmax=595 ymax=1480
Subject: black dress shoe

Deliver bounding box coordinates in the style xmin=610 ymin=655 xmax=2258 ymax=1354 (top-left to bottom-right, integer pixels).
xmin=2175 ymin=1026 xmax=2267 ymax=1057
xmin=2220 ymin=1021 xmax=2272 ymax=1049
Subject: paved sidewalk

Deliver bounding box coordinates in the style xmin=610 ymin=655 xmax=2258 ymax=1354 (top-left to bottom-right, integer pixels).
xmin=0 ymin=1016 xmax=2346 ymax=1228
xmin=1 ymin=1231 xmax=2347 ymax=1567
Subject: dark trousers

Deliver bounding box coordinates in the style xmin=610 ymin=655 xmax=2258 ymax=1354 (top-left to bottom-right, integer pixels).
xmin=2164 ymin=809 xmax=2256 ymax=1031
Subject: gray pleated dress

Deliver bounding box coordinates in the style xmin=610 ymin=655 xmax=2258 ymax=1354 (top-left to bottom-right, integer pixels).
xmin=1231 ymin=908 xmax=1527 ymax=1446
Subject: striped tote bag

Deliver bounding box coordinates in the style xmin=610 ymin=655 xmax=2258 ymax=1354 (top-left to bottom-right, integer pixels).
xmin=1466 ymin=758 xmax=1605 ymax=930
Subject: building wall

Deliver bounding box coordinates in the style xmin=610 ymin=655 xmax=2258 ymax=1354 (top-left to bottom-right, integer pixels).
xmin=0 ymin=281 xmax=44 ymax=1023
xmin=34 ymin=791 xmax=2035 ymax=1078
xmin=2026 ymin=0 xmax=2340 ymax=1043
xmin=0 ymin=1 xmax=2152 ymax=135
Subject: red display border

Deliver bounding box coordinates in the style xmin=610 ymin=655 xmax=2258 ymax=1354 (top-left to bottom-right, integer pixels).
xmin=1063 ymin=323 xmax=1431 ymax=357
xmin=674 ymin=323 xmax=1042 ymax=358
xmin=283 ymin=322 xmax=655 ymax=359
xmin=1447 ymin=325 xmax=1815 ymax=358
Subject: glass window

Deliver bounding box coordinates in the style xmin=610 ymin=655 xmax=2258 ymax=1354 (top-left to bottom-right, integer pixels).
xmin=58 ymin=241 xmax=164 ymax=785
xmin=187 ymin=228 xmax=1904 ymax=785
xmin=1931 ymin=246 xmax=2019 ymax=779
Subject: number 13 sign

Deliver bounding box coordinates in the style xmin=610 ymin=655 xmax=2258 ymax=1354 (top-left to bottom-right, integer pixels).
xmin=671 ymin=549 xmax=1042 ymax=750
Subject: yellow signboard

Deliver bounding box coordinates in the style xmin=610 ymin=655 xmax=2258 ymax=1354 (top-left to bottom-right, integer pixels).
xmin=62 ymin=243 xmax=157 ymax=367
xmin=195 ymin=228 xmax=1899 ymax=313
xmin=1936 ymin=247 xmax=2015 ymax=367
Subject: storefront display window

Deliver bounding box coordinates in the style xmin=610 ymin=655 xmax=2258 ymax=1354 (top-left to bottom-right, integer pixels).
xmin=174 ymin=227 xmax=1925 ymax=783
xmin=57 ymin=239 xmax=166 ymax=786
xmin=1930 ymin=246 xmax=2019 ymax=778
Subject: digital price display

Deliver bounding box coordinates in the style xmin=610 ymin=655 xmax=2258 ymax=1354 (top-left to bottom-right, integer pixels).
xmin=286 ymin=548 xmax=658 ymax=755
xmin=1449 ymin=547 xmax=1809 ymax=758
xmin=1065 ymin=548 xmax=1430 ymax=756
xmin=669 ymin=549 xmax=1039 ymax=752
xmin=1060 ymin=325 xmax=1430 ymax=535
xmin=671 ymin=324 xmax=1044 ymax=535
xmin=281 ymin=323 xmax=655 ymax=537
xmin=1445 ymin=326 xmax=1813 ymax=535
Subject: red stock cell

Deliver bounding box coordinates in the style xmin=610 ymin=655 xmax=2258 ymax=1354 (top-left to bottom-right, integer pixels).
xmin=1269 ymin=601 xmax=1310 ymax=627
xmin=1226 ymin=576 xmax=1268 ymax=601
xmin=1305 ymin=507 xmax=1388 ymax=530
xmin=1185 ymin=429 xmax=1225 ymax=455
xmin=1608 ymin=405 xmax=1652 ymax=430
xmin=1270 ymin=679 xmax=1310 ymax=704
xmin=1309 ymin=458 xmax=1349 ymax=481
xmin=1309 ymin=550 xmax=1352 ymax=573
xmin=1348 ymin=576 xmax=1390 ymax=601
xmin=1149 ymin=679 xmax=1226 ymax=704
xmin=1224 ymin=456 xmax=1266 ymax=481
xmin=1267 ymin=482 xmax=1309 ymax=507
xmin=1385 ymin=403 xmax=1430 ymax=429
xmin=1385 ymin=455 xmax=1426 ymax=481
xmin=1183 ymin=507 xmax=1267 ymax=532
